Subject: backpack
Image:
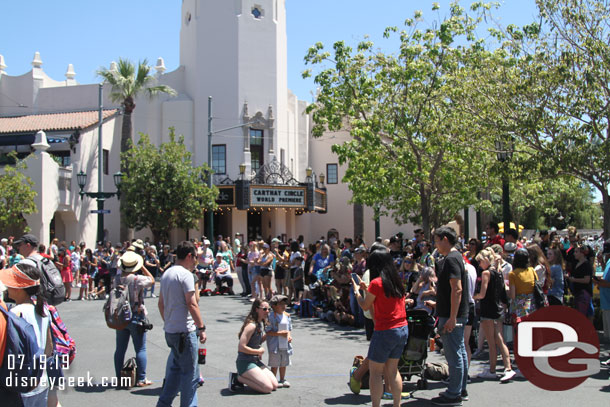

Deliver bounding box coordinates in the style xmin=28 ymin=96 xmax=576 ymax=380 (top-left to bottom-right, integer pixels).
xmin=0 ymin=305 xmax=44 ymax=393
xmin=47 ymin=304 xmax=76 ymax=365
xmin=120 ymin=357 xmax=137 ymax=388
xmin=103 ymin=276 xmax=133 ymax=330
xmin=424 ymin=361 xmax=450 ymax=381
xmin=28 ymin=255 xmax=65 ymax=306
xmin=299 ymin=299 xmax=314 ymax=318
xmin=533 ymin=271 xmax=548 ymax=310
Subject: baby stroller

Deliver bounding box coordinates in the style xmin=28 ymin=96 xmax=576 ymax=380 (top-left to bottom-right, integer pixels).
xmin=398 ymin=308 xmax=436 ymax=390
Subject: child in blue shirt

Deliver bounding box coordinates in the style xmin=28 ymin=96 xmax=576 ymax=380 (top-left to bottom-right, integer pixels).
xmin=266 ymin=294 xmax=293 ymax=387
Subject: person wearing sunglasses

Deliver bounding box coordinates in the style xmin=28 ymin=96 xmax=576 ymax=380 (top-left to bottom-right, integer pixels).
xmin=229 ymin=299 xmax=278 ymax=393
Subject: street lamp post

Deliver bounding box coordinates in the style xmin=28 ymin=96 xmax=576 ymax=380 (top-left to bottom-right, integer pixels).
xmin=76 ymin=83 xmax=124 ymax=244
xmin=495 ymin=136 xmax=514 ymax=236
xmin=77 ymin=170 xmax=123 ymax=244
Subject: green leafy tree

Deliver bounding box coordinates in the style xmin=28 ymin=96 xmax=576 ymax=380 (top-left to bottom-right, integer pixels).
xmin=0 ymin=157 xmax=37 ymax=234
xmin=458 ymin=0 xmax=610 ymax=236
xmin=303 ymin=2 xmax=497 ymax=237
xmin=120 ymin=128 xmax=218 ymax=243
xmin=97 ymin=58 xmax=177 ymax=241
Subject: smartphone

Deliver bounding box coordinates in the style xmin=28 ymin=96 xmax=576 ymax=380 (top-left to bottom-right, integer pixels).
xmin=351 ymin=273 xmax=360 ymax=284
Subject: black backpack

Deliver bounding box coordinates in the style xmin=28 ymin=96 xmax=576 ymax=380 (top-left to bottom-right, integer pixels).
xmin=28 ymin=255 xmax=65 ymax=306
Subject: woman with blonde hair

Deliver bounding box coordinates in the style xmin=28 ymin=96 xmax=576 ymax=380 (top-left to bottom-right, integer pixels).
xmin=256 ymin=243 xmax=275 ymax=300
xmin=473 ymin=248 xmax=515 ymax=382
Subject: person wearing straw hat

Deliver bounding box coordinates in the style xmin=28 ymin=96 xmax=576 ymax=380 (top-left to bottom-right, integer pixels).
xmin=113 ymin=250 xmax=154 ymax=387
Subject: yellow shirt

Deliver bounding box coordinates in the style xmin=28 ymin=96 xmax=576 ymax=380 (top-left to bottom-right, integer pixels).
xmin=509 ymin=267 xmax=536 ymax=295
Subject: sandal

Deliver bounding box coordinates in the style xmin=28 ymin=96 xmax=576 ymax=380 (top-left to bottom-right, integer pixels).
xmin=136 ymin=379 xmax=153 ymax=387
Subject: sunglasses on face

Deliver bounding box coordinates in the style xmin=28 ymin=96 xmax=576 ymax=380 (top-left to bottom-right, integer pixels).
xmin=259 ymin=307 xmax=270 ymax=311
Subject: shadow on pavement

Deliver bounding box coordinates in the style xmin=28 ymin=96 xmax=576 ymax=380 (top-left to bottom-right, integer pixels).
xmin=323 ymin=393 xmax=370 ymax=405
xmin=131 ymin=386 xmax=162 ymax=396
xmin=219 ymin=388 xmax=274 ymax=396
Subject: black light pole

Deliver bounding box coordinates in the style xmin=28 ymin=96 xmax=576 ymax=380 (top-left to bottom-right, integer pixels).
xmin=77 ymin=170 xmax=123 ymax=244
xmin=495 ymin=136 xmax=514 ymax=235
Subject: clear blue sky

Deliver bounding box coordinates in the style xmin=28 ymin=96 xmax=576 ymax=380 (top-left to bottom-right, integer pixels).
xmin=0 ymin=0 xmax=539 ymax=102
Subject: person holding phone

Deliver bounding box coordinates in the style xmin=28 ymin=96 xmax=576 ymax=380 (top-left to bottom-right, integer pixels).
xmin=352 ymin=249 xmax=408 ymax=407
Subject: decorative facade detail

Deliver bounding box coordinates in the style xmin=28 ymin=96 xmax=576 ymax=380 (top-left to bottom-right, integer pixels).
xmin=252 ymin=156 xmax=299 ymax=185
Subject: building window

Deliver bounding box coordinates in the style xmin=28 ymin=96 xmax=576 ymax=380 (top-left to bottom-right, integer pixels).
xmin=280 ymin=148 xmax=285 ymax=166
xmin=326 ymin=163 xmax=338 ymax=184
xmin=250 ymin=129 xmax=264 ymax=173
xmin=103 ymin=149 xmax=109 ymax=175
xmin=212 ymin=145 xmax=226 ymax=174
xmin=50 ymin=151 xmax=71 ymax=167
xmin=252 ymin=6 xmax=263 ymax=19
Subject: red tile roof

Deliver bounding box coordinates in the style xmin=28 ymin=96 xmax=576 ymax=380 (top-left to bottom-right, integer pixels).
xmin=0 ymin=109 xmax=119 ymax=134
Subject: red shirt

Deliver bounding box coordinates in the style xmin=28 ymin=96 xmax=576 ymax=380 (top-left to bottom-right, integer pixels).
xmin=368 ymin=277 xmax=407 ymax=331
xmin=487 ymin=234 xmax=505 ymax=248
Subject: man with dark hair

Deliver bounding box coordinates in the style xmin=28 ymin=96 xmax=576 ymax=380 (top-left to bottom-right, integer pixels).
xmin=484 ymin=222 xmax=505 ymax=249
xmin=539 ymin=230 xmax=550 ymax=253
xmin=157 ymin=241 xmax=207 ymax=407
xmin=432 ymin=226 xmax=469 ymax=406
xmin=341 ymin=238 xmax=353 ymax=260
xmin=504 ymin=228 xmax=523 ymax=249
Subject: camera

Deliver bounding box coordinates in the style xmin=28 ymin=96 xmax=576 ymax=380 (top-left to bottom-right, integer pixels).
xmin=134 ymin=317 xmax=154 ymax=334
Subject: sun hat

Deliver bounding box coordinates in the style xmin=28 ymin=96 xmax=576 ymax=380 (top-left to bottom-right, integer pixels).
xmin=118 ymin=251 xmax=144 ymax=273
xmin=0 ymin=265 xmax=40 ymax=289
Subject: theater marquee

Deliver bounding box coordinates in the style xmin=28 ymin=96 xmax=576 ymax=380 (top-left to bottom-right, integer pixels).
xmin=250 ymin=186 xmax=306 ymax=207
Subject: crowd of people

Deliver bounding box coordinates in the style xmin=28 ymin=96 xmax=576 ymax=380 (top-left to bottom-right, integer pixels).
xmin=1 ymin=222 xmax=609 ymax=406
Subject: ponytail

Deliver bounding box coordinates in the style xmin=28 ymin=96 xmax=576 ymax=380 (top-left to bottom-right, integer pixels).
xmin=17 ymin=263 xmax=48 ymax=317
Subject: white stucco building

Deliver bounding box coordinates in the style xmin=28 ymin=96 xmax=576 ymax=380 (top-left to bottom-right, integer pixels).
xmin=0 ymin=0 xmax=426 ymax=248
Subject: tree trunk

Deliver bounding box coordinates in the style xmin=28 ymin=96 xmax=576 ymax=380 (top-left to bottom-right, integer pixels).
xmin=120 ymin=111 xmax=134 ymax=243
xmin=601 ymin=187 xmax=610 ymax=238
xmin=353 ymin=203 xmax=364 ymax=240
xmin=420 ymin=184 xmax=431 ymax=240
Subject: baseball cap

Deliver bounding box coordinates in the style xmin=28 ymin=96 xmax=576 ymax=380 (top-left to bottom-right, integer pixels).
xmin=504 ymin=242 xmax=517 ymax=252
xmin=13 ymin=234 xmax=39 ymax=247
xmin=271 ymin=238 xmax=281 ymax=244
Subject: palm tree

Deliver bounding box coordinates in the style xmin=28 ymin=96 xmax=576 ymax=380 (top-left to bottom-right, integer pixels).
xmin=97 ymin=58 xmax=177 ymax=242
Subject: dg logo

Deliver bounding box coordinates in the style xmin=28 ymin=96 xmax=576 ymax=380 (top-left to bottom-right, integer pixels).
xmin=515 ymin=305 xmax=600 ymax=391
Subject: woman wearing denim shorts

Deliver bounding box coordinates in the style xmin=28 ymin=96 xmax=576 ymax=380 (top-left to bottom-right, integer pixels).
xmin=353 ymin=249 xmax=408 ymax=407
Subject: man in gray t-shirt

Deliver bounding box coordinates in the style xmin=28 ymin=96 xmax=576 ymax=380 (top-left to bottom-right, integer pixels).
xmin=157 ymin=241 xmax=207 ymax=407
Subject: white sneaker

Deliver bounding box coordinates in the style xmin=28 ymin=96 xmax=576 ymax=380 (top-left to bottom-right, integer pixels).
xmin=276 ymin=381 xmax=284 ymax=388
xmin=500 ymin=369 xmax=516 ymax=382
xmin=279 ymin=380 xmax=290 ymax=388
xmin=477 ymin=369 xmax=498 ymax=380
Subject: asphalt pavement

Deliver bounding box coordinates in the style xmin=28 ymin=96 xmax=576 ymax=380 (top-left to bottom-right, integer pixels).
xmin=53 ymin=279 xmax=610 ymax=406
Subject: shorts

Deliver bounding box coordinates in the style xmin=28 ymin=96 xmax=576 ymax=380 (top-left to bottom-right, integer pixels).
xmin=260 ymin=267 xmax=272 ymax=278
xmin=268 ymin=350 xmax=291 ymax=368
xmin=250 ymin=266 xmax=261 ymax=278
xmin=236 ymin=358 xmax=265 ymax=375
xmin=275 ymin=267 xmax=286 ymax=280
xmin=367 ymin=324 xmax=409 ymax=363
xmin=466 ymin=303 xmax=475 ymax=326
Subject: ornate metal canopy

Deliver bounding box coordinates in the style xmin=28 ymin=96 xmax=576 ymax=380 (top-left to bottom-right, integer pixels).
xmin=252 ymin=157 xmax=299 ymax=185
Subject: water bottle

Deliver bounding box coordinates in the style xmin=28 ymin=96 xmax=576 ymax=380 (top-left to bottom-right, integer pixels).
xmin=198 ymin=344 xmax=206 ymax=364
